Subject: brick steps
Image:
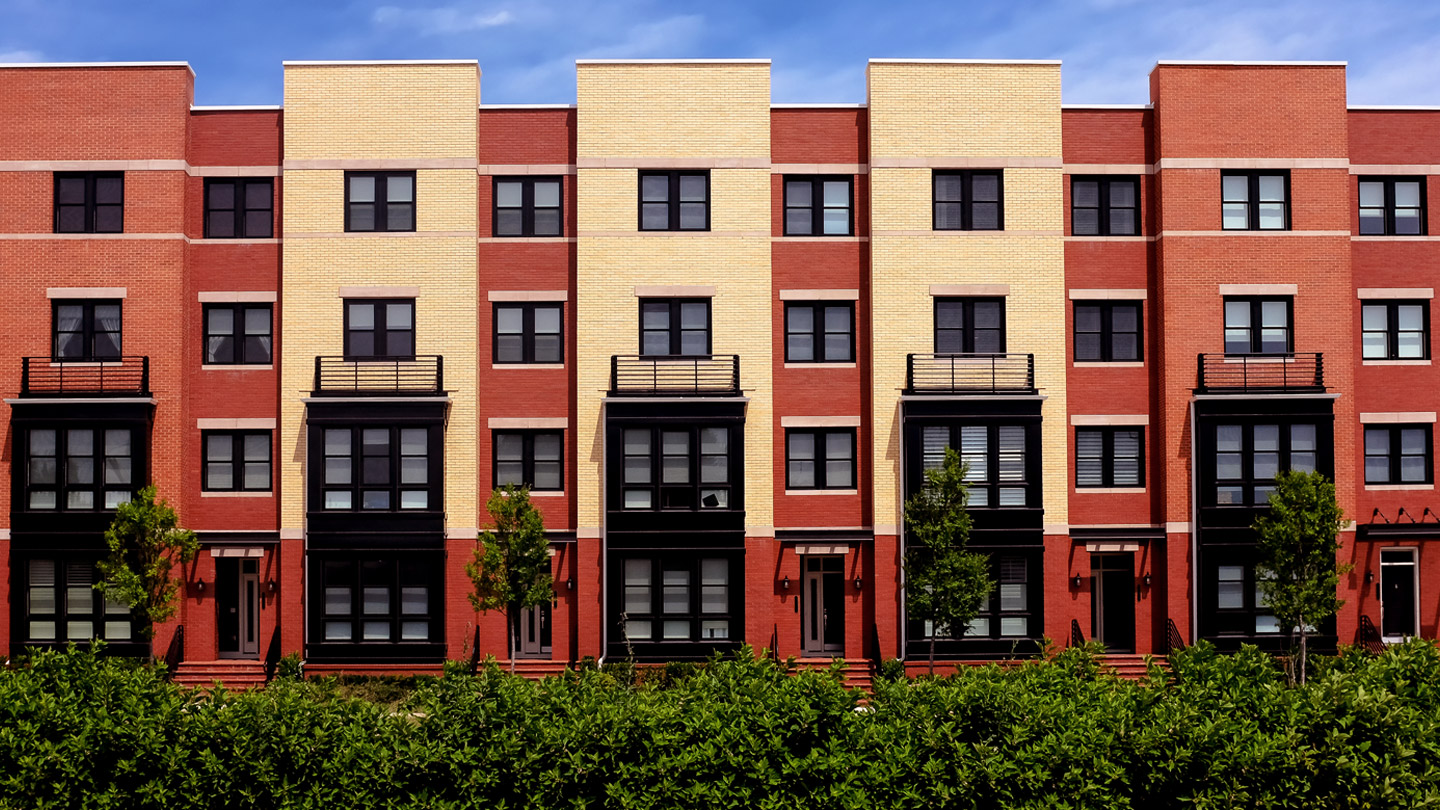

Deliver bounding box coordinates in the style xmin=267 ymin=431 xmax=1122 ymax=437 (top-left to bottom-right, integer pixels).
xmin=794 ymin=658 xmax=874 ymax=691
xmin=1099 ymin=653 xmax=1166 ymax=680
xmin=173 ymin=660 xmax=267 ymax=689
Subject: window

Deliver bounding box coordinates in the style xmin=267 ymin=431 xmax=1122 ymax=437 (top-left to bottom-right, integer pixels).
xmin=1214 ymin=423 xmax=1318 ymax=506
xmin=1073 ymin=301 xmax=1142 ymax=362
xmin=1076 ymin=428 xmax=1143 ymax=488
xmin=786 ymin=429 xmax=855 ymax=490
xmin=925 ymin=555 xmax=1033 ymax=639
xmin=1071 ymin=176 xmax=1139 ymax=236
xmin=933 ymin=170 xmax=1002 ymax=231
xmin=639 ymin=171 xmax=708 ymax=231
xmin=24 ymin=557 xmax=133 ymax=643
xmin=619 ymin=555 xmax=736 ymax=643
xmin=204 ymin=178 xmax=273 ymax=238
xmin=934 ymin=298 xmax=1004 ymax=354
xmin=54 ymin=172 xmax=123 ymax=233
xmin=345 ymin=299 xmax=415 ymax=359
xmin=921 ymin=424 xmax=1031 ymax=508
xmin=1358 ymin=177 xmax=1426 ymax=236
xmin=53 ymin=300 xmax=121 ymax=361
xmin=784 ymin=176 xmax=852 ymax=236
xmin=345 ymin=172 xmax=415 ymax=232
xmin=321 ymin=426 xmax=434 ymax=511
xmin=204 ymin=304 xmax=273 ymax=365
xmin=203 ymin=431 xmax=272 ymax=492
xmin=1365 ymin=425 xmax=1432 ymax=485
xmin=1215 ymin=564 xmax=1279 ymax=635
xmin=1221 ymin=172 xmax=1288 ymax=230
xmin=320 ymin=557 xmax=437 ymax=644
xmin=25 ymin=427 xmax=135 ymax=511
xmin=494 ymin=176 xmax=562 ymax=237
xmin=494 ymin=431 xmax=563 ymax=491
xmin=493 ymin=303 xmax=562 ymax=364
xmin=1224 ymin=298 xmax=1291 ymax=355
xmin=621 ymin=425 xmax=733 ymax=511
xmin=640 ymin=299 xmax=710 ymax=356
xmin=784 ymin=302 xmax=853 ymax=363
xmin=1361 ymin=301 xmax=1428 ymax=360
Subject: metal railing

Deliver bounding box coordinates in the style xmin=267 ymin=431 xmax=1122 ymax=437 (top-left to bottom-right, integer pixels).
xmin=312 ymin=355 xmax=444 ymax=396
xmin=1164 ymin=618 xmax=1186 ymax=655
xmin=1196 ymin=353 xmax=1324 ymax=393
xmin=906 ymin=353 xmax=1036 ymax=394
xmin=263 ymin=633 xmax=282 ymax=683
xmin=1070 ymin=619 xmax=1086 ymax=648
xmin=163 ymin=625 xmax=184 ymax=678
xmin=20 ymin=356 xmax=149 ymax=396
xmin=609 ymin=354 xmax=741 ymax=396
xmin=1357 ymin=614 xmax=1387 ymax=656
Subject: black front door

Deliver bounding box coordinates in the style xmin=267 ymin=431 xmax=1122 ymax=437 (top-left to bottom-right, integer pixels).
xmin=1091 ymin=554 xmax=1135 ymax=653
xmin=1381 ymin=549 xmax=1418 ymax=639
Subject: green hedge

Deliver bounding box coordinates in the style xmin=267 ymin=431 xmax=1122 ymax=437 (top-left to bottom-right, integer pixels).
xmin=1 ymin=641 xmax=1439 ymax=808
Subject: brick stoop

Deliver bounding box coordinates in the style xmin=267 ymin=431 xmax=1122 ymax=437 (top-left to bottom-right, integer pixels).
xmin=489 ymin=660 xmax=571 ymax=680
xmin=794 ymin=658 xmax=874 ymax=691
xmin=173 ymin=660 xmax=268 ymax=690
xmin=1099 ymin=654 xmax=1166 ymax=681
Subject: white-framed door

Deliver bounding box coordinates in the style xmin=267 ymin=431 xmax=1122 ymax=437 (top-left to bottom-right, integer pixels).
xmin=1380 ymin=547 xmax=1419 ymax=641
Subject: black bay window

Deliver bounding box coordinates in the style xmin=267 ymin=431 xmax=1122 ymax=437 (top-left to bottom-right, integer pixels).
xmin=615 ymin=554 xmax=740 ymax=648
xmin=24 ymin=426 xmax=136 ymax=512
xmin=22 ymin=556 xmax=134 ymax=645
xmin=620 ymin=425 xmax=734 ymax=511
xmin=920 ymin=423 xmax=1034 ymax=508
xmin=1212 ymin=422 xmax=1318 ymax=506
xmin=320 ymin=425 xmax=437 ymax=512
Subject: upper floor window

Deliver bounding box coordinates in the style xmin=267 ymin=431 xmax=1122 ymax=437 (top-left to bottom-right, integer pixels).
xmin=934 ymin=170 xmax=1002 ymax=231
xmin=1222 ymin=172 xmax=1288 ymax=231
xmin=204 ymin=178 xmax=274 ymax=238
xmin=1362 ymin=301 xmax=1428 ymax=361
xmin=321 ymin=426 xmax=435 ymax=512
xmin=621 ymin=425 xmax=733 ymax=511
xmin=935 ymin=298 xmax=1004 ymax=354
xmin=1071 ymin=176 xmax=1139 ymax=236
xmin=1073 ymin=301 xmax=1141 ymax=362
xmin=203 ymin=431 xmax=272 ymax=492
xmin=639 ymin=171 xmax=708 ymax=231
xmin=345 ymin=299 xmax=414 ymax=359
xmin=1075 ymin=427 xmax=1143 ymax=488
xmin=921 ymin=424 xmax=1031 ymax=508
xmin=204 ymin=304 xmax=273 ymax=365
xmin=25 ymin=427 xmax=135 ymax=511
xmin=53 ymin=300 xmax=121 ymax=361
xmin=1224 ymin=297 xmax=1291 ymax=355
xmin=1214 ymin=423 xmax=1317 ymax=506
xmin=786 ymin=429 xmax=855 ymax=490
xmin=494 ymin=431 xmax=563 ymax=491
xmin=494 ymin=303 xmax=562 ymax=364
xmin=640 ymin=299 xmax=710 ymax=356
xmin=1358 ymin=177 xmax=1426 ymax=236
xmin=1364 ymin=425 xmax=1432 ymax=486
xmin=784 ymin=302 xmax=854 ymax=363
xmin=346 ymin=172 xmax=415 ymax=232
xmin=784 ymin=176 xmax=852 ymax=236
xmin=494 ymin=177 xmax=562 ymax=237
xmin=54 ymin=172 xmax=123 ymax=234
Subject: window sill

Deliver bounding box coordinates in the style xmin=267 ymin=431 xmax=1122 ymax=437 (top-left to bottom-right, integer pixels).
xmin=784 ymin=489 xmax=858 ymax=496
xmin=1362 ymin=359 xmax=1432 ymax=366
xmin=200 ymin=491 xmax=274 ymax=498
xmin=775 ymin=234 xmax=861 ymax=240
xmin=1364 ymin=483 xmax=1435 ymax=491
xmin=49 ymin=360 xmax=124 ymax=367
xmin=783 ymin=362 xmax=857 ymax=369
xmin=1073 ymin=361 xmax=1144 ymax=368
xmin=1075 ymin=487 xmax=1146 ymax=494
xmin=490 ymin=363 xmax=565 ymax=370
xmin=201 ymin=364 xmax=274 ymax=371
xmin=529 ymin=491 xmax=566 ymax=497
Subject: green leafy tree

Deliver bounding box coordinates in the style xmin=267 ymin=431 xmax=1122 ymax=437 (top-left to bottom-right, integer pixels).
xmin=466 ymin=485 xmax=554 ymax=672
xmin=904 ymin=447 xmax=995 ymax=674
xmin=1253 ymin=469 xmax=1351 ymax=685
xmin=95 ymin=485 xmax=199 ymax=660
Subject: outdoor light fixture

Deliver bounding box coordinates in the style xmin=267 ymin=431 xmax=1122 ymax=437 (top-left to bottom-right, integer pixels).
xmin=1143 ymin=573 xmax=1152 ymax=588
xmin=1366 ymin=570 xmax=1375 ymax=584
xmin=196 ymin=579 xmax=206 ymax=593
xmin=1072 ymin=574 xmax=1082 ymax=590
xmin=266 ymin=580 xmax=277 ymax=594
xmin=854 ymin=577 xmax=863 ymax=591
xmin=566 ymin=577 xmax=575 ymax=591
xmin=782 ymin=576 xmax=790 ymax=591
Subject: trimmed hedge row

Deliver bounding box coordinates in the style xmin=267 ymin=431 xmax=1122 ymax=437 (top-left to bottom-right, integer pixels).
xmin=1 ymin=641 xmax=1438 ymax=808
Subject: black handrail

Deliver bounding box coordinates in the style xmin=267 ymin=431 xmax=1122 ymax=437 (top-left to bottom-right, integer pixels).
xmin=312 ymin=355 xmax=444 ymax=396
xmin=1357 ymin=614 xmax=1387 ymax=656
xmin=1164 ymin=617 xmax=1186 ymax=655
xmin=1195 ymin=353 xmax=1324 ymax=393
xmin=20 ymin=356 xmax=150 ymax=396
xmin=262 ymin=633 xmax=283 ymax=682
xmin=469 ymin=626 xmax=482 ymax=675
xmin=162 ymin=624 xmax=184 ymax=678
xmin=906 ymin=353 xmax=1036 ymax=394
xmin=609 ymin=354 xmax=741 ymax=396
xmin=768 ymin=624 xmax=779 ymax=662
xmin=869 ymin=622 xmax=882 ymax=665
xmin=1070 ymin=619 xmax=1085 ymax=648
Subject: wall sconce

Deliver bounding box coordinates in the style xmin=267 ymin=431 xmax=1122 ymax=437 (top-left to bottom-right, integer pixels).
xmin=266 ymin=580 xmax=277 ymax=594
xmin=1143 ymin=573 xmax=1152 ymax=588
xmin=1072 ymin=574 xmax=1081 ymax=590
xmin=854 ymin=577 xmax=863 ymax=591
xmin=781 ymin=576 xmax=790 ymax=591
xmin=566 ymin=577 xmax=575 ymax=591
xmin=196 ymin=579 xmax=206 ymax=593
xmin=1365 ymin=570 xmax=1375 ymax=584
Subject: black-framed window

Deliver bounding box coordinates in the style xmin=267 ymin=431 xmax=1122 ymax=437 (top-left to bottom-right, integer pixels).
xmin=1076 ymin=427 xmax=1144 ymax=488
xmin=1361 ymin=301 xmax=1428 ymax=360
xmin=1214 ymin=562 xmax=1281 ymax=636
xmin=53 ymin=300 xmax=122 ymax=361
xmin=24 ymin=556 xmax=134 ymax=643
xmin=1358 ymin=177 xmax=1426 ymax=236
xmin=1073 ymin=301 xmax=1141 ymax=362
xmin=1224 ymin=297 xmax=1292 ymax=355
xmin=204 ymin=304 xmax=273 ymax=365
xmin=786 ymin=429 xmax=855 ymax=490
xmin=1222 ymin=172 xmax=1289 ymax=231
xmin=934 ymin=298 xmax=1004 ymax=354
xmin=204 ymin=178 xmax=273 ymax=238
xmin=619 ymin=555 xmax=737 ymax=643
xmin=784 ymin=302 xmax=854 ymax=362
xmin=921 ymin=554 xmax=1034 ymax=640
xmin=321 ymin=426 xmax=435 ymax=512
xmin=345 ymin=172 xmax=415 ymax=232
xmin=494 ymin=176 xmax=562 ymax=237
xmin=639 ymin=171 xmax=709 ymax=231
xmin=784 ymin=176 xmax=852 ymax=236
xmin=1071 ymin=176 xmax=1139 ymax=236
xmin=934 ymin=170 xmax=1002 ymax=231
xmin=494 ymin=431 xmax=563 ymax=491
xmin=1214 ymin=423 xmax=1318 ymax=506
xmin=621 ymin=425 xmax=732 ymax=511
xmin=921 ymin=424 xmax=1031 ymax=508
xmin=320 ymin=557 xmax=437 ymax=644
xmin=202 ymin=431 xmax=272 ymax=492
xmin=1365 ymin=425 xmax=1432 ymax=485
xmin=54 ymin=172 xmax=123 ymax=234
xmin=640 ymin=299 xmax=710 ymax=356
xmin=494 ymin=303 xmax=562 ymax=364
xmin=344 ymin=299 xmax=415 ymax=359
xmin=25 ymin=427 xmax=135 ymax=511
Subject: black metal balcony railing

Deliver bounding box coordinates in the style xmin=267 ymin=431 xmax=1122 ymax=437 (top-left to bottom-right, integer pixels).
xmin=312 ymin=355 xmax=445 ymax=396
xmin=906 ymin=353 xmax=1036 ymax=395
xmin=20 ymin=356 xmax=150 ymax=397
xmin=1196 ymin=353 xmax=1324 ymax=394
xmin=610 ymin=354 xmax=741 ymax=396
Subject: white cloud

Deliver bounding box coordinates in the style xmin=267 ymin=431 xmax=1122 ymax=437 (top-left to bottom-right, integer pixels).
xmin=0 ymin=49 xmax=43 ymax=62
xmin=372 ymin=4 xmax=514 ymax=36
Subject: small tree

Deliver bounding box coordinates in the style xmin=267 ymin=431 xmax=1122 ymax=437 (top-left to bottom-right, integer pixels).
xmin=96 ymin=486 xmax=199 ymax=662
xmin=1253 ymin=469 xmax=1351 ymax=685
xmin=466 ymin=485 xmax=554 ymax=672
xmin=904 ymin=447 xmax=995 ymax=674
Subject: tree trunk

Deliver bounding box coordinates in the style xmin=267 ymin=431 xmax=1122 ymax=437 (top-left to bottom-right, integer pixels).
xmin=508 ymin=609 xmax=517 ymax=675
xmin=1298 ymin=624 xmax=1308 ymax=686
xmin=929 ymin=632 xmax=936 ymax=676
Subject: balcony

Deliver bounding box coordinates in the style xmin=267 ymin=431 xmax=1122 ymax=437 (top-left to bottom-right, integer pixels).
xmin=609 ymin=354 xmax=741 ymax=397
xmin=19 ymin=356 xmax=150 ymax=397
xmin=906 ymin=353 xmax=1036 ymax=395
xmin=311 ymin=356 xmax=445 ymax=397
xmin=1196 ymin=353 xmax=1325 ymax=394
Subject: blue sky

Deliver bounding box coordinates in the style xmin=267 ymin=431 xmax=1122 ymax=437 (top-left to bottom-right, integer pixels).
xmin=3 ymin=0 xmax=1440 ymax=106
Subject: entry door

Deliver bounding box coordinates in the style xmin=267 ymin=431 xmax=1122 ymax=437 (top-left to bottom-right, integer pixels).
xmin=802 ymin=556 xmax=845 ymax=655
xmin=218 ymin=558 xmax=260 ymax=658
xmin=1381 ymin=549 xmax=1418 ymax=640
xmin=519 ymin=602 xmax=552 ymax=657
xmin=1090 ymin=554 xmax=1135 ymax=653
